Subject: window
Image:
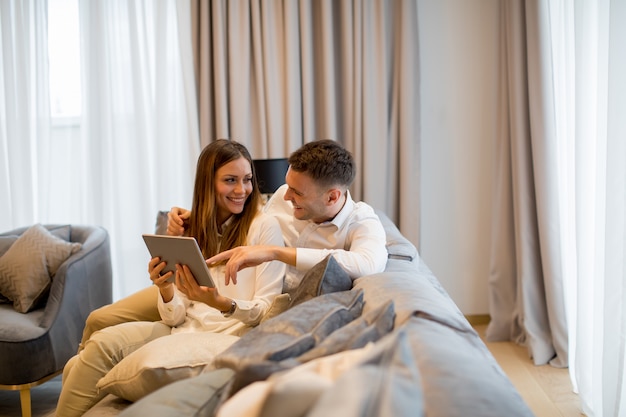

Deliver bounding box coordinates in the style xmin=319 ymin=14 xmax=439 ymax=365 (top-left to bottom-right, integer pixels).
xmin=47 ymin=0 xmax=81 ymax=123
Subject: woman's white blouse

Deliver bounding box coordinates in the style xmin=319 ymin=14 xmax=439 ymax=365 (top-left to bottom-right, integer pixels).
xmin=157 ymin=212 xmax=286 ymax=335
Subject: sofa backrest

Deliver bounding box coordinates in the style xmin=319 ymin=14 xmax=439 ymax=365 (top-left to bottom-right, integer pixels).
xmin=374 ymin=210 xmax=418 ymax=262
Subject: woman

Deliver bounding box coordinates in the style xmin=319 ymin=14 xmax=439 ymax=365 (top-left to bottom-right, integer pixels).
xmin=56 ymin=140 xmax=286 ymax=416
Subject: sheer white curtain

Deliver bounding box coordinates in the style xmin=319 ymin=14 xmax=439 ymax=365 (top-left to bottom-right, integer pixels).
xmin=563 ymin=1 xmax=626 ymax=416
xmin=492 ymin=0 xmax=626 ymax=415
xmin=77 ymin=0 xmax=199 ymax=298
xmin=0 ymin=0 xmax=51 ymax=228
xmin=1 ymin=0 xmax=199 ymax=300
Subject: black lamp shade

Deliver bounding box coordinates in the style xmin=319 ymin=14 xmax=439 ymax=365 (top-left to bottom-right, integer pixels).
xmin=254 ymin=158 xmax=289 ymax=194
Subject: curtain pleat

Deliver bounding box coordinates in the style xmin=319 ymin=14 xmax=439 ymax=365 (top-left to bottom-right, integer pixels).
xmin=0 ymin=0 xmax=51 ymax=230
xmin=491 ymin=0 xmax=626 ymax=412
xmin=190 ymin=0 xmax=420 ymax=244
xmin=487 ymin=0 xmax=569 ymax=368
xmin=487 ymin=0 xmax=524 ymax=344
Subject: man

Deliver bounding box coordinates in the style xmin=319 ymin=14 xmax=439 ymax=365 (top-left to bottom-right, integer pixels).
xmin=79 ymin=139 xmax=387 ymax=348
xmin=169 ymin=139 xmax=388 ymax=293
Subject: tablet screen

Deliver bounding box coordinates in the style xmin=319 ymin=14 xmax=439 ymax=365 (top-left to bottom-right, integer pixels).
xmin=142 ymin=234 xmax=216 ymax=288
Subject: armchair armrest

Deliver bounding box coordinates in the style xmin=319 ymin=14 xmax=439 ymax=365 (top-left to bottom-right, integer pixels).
xmin=43 ymin=225 xmax=113 ymax=375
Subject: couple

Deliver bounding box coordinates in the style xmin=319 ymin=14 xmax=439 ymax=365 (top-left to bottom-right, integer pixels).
xmin=56 ymin=139 xmax=387 ymax=416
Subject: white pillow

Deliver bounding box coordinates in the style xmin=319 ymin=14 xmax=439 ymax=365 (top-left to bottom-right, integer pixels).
xmin=97 ymin=332 xmax=240 ymax=402
xmin=0 ymin=224 xmax=81 ymax=313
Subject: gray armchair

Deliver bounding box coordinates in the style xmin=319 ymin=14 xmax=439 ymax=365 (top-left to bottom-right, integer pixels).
xmin=0 ymin=224 xmax=112 ymax=417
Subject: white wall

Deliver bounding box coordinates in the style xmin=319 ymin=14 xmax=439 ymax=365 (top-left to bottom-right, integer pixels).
xmin=417 ymin=0 xmax=499 ymax=315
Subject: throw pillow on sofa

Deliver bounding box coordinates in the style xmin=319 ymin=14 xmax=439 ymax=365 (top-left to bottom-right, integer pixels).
xmin=213 ymin=290 xmax=364 ymax=396
xmin=214 ymin=289 xmax=364 ymax=371
xmin=117 ymin=368 xmax=236 ymax=417
xmin=287 ymin=254 xmax=352 ymax=308
xmin=305 ymin=328 xmax=424 ymax=417
xmin=218 ymin=344 xmax=377 ymax=417
xmin=0 ymin=224 xmax=81 ymax=313
xmin=296 ymin=299 xmax=395 ymax=363
xmin=221 ymin=298 xmax=396 ymax=396
xmin=96 ymin=332 xmax=240 ymax=402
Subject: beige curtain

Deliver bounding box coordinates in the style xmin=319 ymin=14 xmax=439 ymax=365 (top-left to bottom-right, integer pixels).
xmin=487 ymin=0 xmax=568 ymax=368
xmin=189 ymin=0 xmax=420 ymax=245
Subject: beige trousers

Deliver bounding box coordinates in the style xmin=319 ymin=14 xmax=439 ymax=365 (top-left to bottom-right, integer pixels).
xmin=78 ymin=285 xmax=161 ymax=352
xmin=57 ymin=321 xmax=172 ymax=417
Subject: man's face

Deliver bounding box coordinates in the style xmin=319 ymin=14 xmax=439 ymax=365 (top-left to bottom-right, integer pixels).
xmin=283 ymin=168 xmax=331 ymax=223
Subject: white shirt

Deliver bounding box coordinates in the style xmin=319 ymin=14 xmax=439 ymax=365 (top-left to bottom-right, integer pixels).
xmin=157 ymin=212 xmax=286 ymax=335
xmin=264 ymin=184 xmax=387 ymax=293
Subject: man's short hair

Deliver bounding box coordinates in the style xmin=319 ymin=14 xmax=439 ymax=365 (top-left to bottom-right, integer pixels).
xmin=288 ymin=139 xmax=356 ymax=189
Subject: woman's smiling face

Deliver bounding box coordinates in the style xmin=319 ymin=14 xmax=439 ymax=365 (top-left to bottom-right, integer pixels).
xmin=214 ymin=156 xmax=253 ymax=224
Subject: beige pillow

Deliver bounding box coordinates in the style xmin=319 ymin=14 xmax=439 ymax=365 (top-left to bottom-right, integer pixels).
xmin=260 ymin=293 xmax=292 ymax=323
xmin=97 ymin=332 xmax=240 ymax=402
xmin=0 ymin=224 xmax=81 ymax=313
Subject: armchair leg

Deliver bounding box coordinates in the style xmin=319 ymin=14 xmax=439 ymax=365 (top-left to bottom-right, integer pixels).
xmin=0 ymin=370 xmax=61 ymax=416
xmin=19 ymin=388 xmax=31 ymax=417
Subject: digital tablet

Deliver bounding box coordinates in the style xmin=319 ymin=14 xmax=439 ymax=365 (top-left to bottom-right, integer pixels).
xmin=142 ymin=234 xmax=216 ymax=288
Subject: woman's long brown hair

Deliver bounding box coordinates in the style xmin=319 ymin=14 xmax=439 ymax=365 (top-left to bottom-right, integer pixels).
xmin=187 ymin=139 xmax=261 ymax=258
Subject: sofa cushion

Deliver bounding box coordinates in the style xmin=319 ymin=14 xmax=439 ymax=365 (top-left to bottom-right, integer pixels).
xmin=305 ymin=328 xmax=424 ymax=417
xmin=97 ymin=332 xmax=239 ymax=402
xmin=219 ymin=299 xmax=395 ymax=397
xmin=213 ymin=289 xmax=364 ymax=373
xmin=114 ymin=368 xmax=235 ymax=417
xmin=217 ymin=345 xmax=376 ymax=417
xmin=287 ymin=255 xmax=352 ymax=308
xmin=0 ymin=224 xmax=81 ymax=313
xmin=296 ymin=299 xmax=395 ymax=363
xmin=213 ymin=290 xmax=364 ymax=398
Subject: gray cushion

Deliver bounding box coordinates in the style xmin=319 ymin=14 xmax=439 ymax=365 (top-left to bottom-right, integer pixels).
xmin=287 ymin=255 xmax=352 ymax=308
xmin=116 ymin=368 xmax=235 ymax=417
xmin=222 ymin=299 xmax=395 ymax=396
xmin=213 ymin=290 xmax=364 ymax=396
xmin=297 ymin=299 xmax=395 ymax=363
xmin=214 ymin=289 xmax=364 ymax=370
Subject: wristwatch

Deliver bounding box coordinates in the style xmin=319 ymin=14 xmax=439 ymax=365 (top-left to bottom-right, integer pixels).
xmin=221 ymin=300 xmax=237 ymax=317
